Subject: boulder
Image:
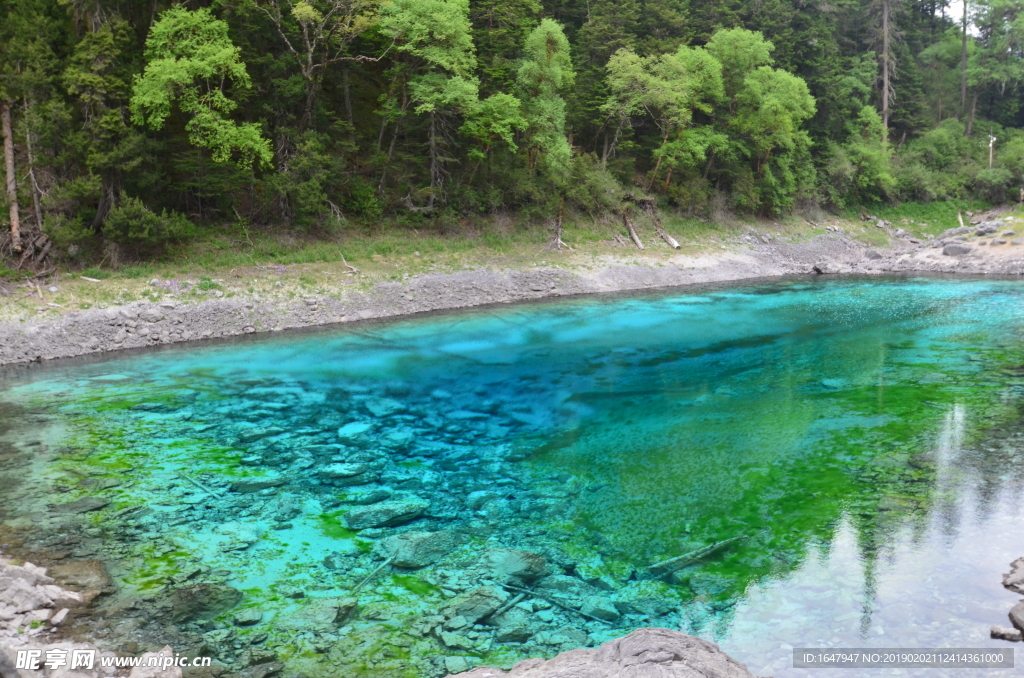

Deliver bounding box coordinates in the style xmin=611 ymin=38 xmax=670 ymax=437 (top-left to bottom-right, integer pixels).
xmin=379 ymin=531 xmax=459 ymax=568
xmin=319 ymin=463 xmax=378 ymax=487
xmin=49 ymin=561 xmax=115 ymax=594
xmin=441 ymin=586 xmax=507 ymax=623
xmin=579 ymin=596 xmax=620 ymax=622
xmin=277 ymin=597 xmax=357 ymax=632
xmin=344 ymin=498 xmax=429 ymax=529
xmin=486 ymin=550 xmax=548 ymax=581
xmin=991 ymin=625 xmax=1022 ymax=642
xmin=170 ymin=584 xmax=242 ymax=622
xmin=0 ymin=578 xmax=53 ymax=613
xmin=863 ymin=250 xmax=883 ymax=260
xmin=1003 ymin=557 xmax=1024 ymax=594
xmin=234 ymin=608 xmax=263 ymax=626
xmin=446 ymin=627 xmax=762 ymax=678
xmin=942 ymin=243 xmax=972 ymax=256
xmin=0 ymin=563 xmax=54 ymax=586
xmin=490 ymin=608 xmax=535 ymax=643
xmin=1009 ymin=601 xmax=1024 ymax=635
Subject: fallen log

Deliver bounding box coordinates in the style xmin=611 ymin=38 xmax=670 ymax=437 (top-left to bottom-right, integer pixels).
xmin=622 ymin=210 xmax=644 ymax=250
xmin=647 ymin=535 xmax=748 ymax=577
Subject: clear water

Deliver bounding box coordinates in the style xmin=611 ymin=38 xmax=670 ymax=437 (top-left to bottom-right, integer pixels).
xmin=2 ymin=276 xmax=1024 ymax=677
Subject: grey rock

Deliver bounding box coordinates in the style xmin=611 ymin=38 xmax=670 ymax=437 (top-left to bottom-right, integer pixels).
xmin=170 ymin=583 xmax=243 ymax=622
xmin=230 ymin=475 xmax=287 ymax=493
xmin=320 ymin=463 xmax=378 ymax=486
xmin=365 ymin=397 xmax=406 ymax=417
xmin=441 ymin=586 xmax=508 ymax=622
xmin=991 ymin=625 xmax=1022 ymax=642
xmin=380 ymin=531 xmax=459 ymax=568
xmin=491 ymin=608 xmax=534 ymax=643
xmin=278 ymin=597 xmax=357 ymax=632
xmin=486 ymin=549 xmax=549 ymax=581
xmin=234 ymin=608 xmax=264 ymax=626
xmin=942 ymin=243 xmax=972 ymax=256
xmin=863 ymin=249 xmax=883 ymax=260
xmin=346 ymin=487 xmax=393 ymax=505
xmin=1013 ymin=238 xmax=1024 ymax=246
xmin=447 ymin=627 xmax=762 ymax=678
xmin=0 ymin=564 xmax=54 ymax=587
xmin=579 ymin=596 xmax=620 ymax=622
xmin=1005 ymin=558 xmax=1024 ymax=594
xmin=467 ymin=491 xmax=499 ymax=510
xmin=1010 ymin=601 xmax=1024 ymax=635
xmin=993 ymin=238 xmax=1008 ymax=245
xmin=49 ymin=561 xmax=115 ymax=593
xmin=140 ymin=308 xmax=165 ymax=323
xmin=0 ymin=578 xmax=53 ymax=613
xmin=53 ymin=497 xmax=110 ymax=514
xmin=1004 ymin=230 xmax=1016 ymax=236
xmin=441 ymin=632 xmax=476 ymax=651
xmin=344 ymin=498 xmax=429 ymax=529
xmin=337 ymin=421 xmax=375 ymax=441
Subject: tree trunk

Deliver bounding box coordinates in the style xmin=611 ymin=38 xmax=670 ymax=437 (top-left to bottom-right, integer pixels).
xmin=622 ymin=210 xmax=644 ymax=250
xmin=960 ymin=0 xmax=968 ymax=116
xmin=881 ymin=0 xmax=891 ymax=142
xmin=428 ymin=111 xmax=439 ymax=210
xmin=966 ymin=88 xmax=979 ymax=137
xmin=1 ymin=102 xmax=21 ymax=253
xmin=23 ymin=101 xmax=44 ymax=230
xmin=342 ymin=66 xmax=354 ymax=131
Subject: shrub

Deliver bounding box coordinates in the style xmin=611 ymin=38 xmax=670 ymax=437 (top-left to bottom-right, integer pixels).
xmin=102 ymin=195 xmax=195 ymax=254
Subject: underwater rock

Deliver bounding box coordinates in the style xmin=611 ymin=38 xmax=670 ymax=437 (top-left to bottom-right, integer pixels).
xmin=466 ymin=491 xmax=499 ymax=511
xmin=446 ymin=627 xmax=762 ymax=678
xmin=278 ymin=597 xmax=357 ymax=632
xmin=537 ymin=627 xmax=590 ymax=649
xmin=490 ymin=608 xmax=534 ymax=643
xmin=486 ymin=550 xmax=548 ymax=582
xmin=381 ymin=429 xmax=415 ymax=450
xmin=379 ymin=531 xmax=459 ymax=568
xmin=345 ymin=487 xmax=393 ymax=505
xmin=53 ymin=497 xmax=110 ymax=514
xmin=344 ymin=498 xmax=429 ymax=529
xmin=170 ymin=584 xmax=243 ymax=622
xmin=229 ymin=476 xmax=287 ymax=493
xmin=579 ymin=596 xmax=620 ymax=622
xmin=49 ymin=561 xmax=114 ymax=594
xmin=1002 ymin=557 xmax=1024 ymax=594
xmin=319 ymin=463 xmax=379 ymax=487
xmin=440 ymin=632 xmax=476 ymax=651
xmin=441 ymin=587 xmax=507 ymax=623
xmin=445 ymin=657 xmax=473 ymax=675
xmin=233 ymin=609 xmax=263 ymax=626
xmin=991 ymin=625 xmax=1022 ymax=642
xmin=129 ymin=646 xmax=183 ymax=678
xmin=337 ymin=421 xmax=376 ymax=442
xmin=365 ymin=397 xmax=406 ymax=417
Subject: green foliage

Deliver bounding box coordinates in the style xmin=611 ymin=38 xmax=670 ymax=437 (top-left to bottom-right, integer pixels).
xmin=822 ymin=107 xmax=896 ymax=207
xmin=517 ymin=19 xmax=575 ymax=180
xmin=101 ymin=195 xmax=195 ymax=251
xmin=130 ymin=7 xmax=272 ymax=167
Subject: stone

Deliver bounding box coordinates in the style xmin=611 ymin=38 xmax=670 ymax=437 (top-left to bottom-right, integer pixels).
xmin=490 ymin=608 xmax=534 ymax=643
xmin=344 ymin=498 xmax=429 ymax=529
xmin=1013 ymin=238 xmax=1024 ymax=246
xmin=441 ymin=586 xmax=507 ymax=623
xmin=0 ymin=578 xmax=53 ymax=613
xmin=1004 ymin=230 xmax=1016 ymax=236
xmin=579 ymin=596 xmax=620 ymax=622
xmin=337 ymin=421 xmax=375 ymax=441
xmin=234 ymin=608 xmax=263 ymax=626
xmin=141 ymin=308 xmax=165 ymax=323
xmin=278 ymin=597 xmax=357 ymax=632
xmin=863 ymin=250 xmax=883 ymax=260
xmin=486 ymin=550 xmax=548 ymax=581
xmin=441 ymin=632 xmax=476 ymax=651
xmin=1010 ymin=601 xmax=1024 ymax=635
xmin=170 ymin=584 xmax=243 ymax=622
xmin=445 ymin=657 xmax=472 ymax=675
xmin=320 ymin=463 xmax=378 ymax=486
xmin=365 ymin=397 xmax=406 ymax=417
xmin=127 ymin=646 xmax=182 ymax=678
xmin=541 ymin=627 xmax=590 ymax=648
xmin=52 ymin=608 xmax=71 ymax=625
xmin=53 ymin=497 xmax=110 ymax=514
xmin=0 ymin=564 xmax=54 ymax=586
xmin=942 ymin=243 xmax=972 ymax=256
xmin=466 ymin=491 xmax=498 ymax=510
xmin=1003 ymin=557 xmax=1024 ymax=594
xmin=993 ymin=238 xmax=1008 ymax=245
xmin=230 ymin=476 xmax=287 ymax=493
xmin=380 ymin=531 xmax=459 ymax=568
xmin=49 ymin=561 xmax=114 ymax=593
xmin=991 ymin=625 xmax=1022 ymax=642
xmin=446 ymin=627 xmax=761 ymax=677
xmin=346 ymin=487 xmax=393 ymax=505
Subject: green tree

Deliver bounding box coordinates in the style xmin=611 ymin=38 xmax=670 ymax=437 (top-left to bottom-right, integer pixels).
xmin=130 ymin=6 xmax=273 ymax=168
xmin=517 ymin=18 xmax=575 ymax=180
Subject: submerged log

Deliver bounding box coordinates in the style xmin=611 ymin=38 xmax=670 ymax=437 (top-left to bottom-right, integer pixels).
xmin=647 ymin=535 xmax=748 ymax=577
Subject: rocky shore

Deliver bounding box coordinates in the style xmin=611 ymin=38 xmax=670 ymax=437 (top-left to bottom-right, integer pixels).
xmin=3 ymin=210 xmax=1024 ymax=367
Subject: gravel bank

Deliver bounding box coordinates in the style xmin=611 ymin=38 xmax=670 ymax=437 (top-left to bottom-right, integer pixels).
xmin=2 ymin=227 xmax=1024 ymax=366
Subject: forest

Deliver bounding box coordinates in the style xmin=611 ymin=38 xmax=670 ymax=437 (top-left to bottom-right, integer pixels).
xmin=2 ymin=0 xmax=1024 ymax=267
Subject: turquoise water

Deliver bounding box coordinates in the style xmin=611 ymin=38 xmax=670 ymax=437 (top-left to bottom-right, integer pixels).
xmin=2 ymin=276 xmax=1024 ymax=677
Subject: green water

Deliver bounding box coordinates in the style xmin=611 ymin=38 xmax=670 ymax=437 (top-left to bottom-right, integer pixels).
xmin=1 ymin=276 xmax=1023 ymax=677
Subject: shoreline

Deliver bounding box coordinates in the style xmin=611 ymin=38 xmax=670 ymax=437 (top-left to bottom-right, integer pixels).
xmin=5 ymin=224 xmax=1024 ymax=367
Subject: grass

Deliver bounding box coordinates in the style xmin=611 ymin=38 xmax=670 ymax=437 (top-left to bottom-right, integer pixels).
xmin=842 ymin=200 xmax=993 ymax=239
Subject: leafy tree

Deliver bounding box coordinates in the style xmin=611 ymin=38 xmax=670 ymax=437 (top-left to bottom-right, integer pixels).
xmin=130 ymin=6 xmax=273 ymax=168
xmin=517 ymin=19 xmax=575 ymax=180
